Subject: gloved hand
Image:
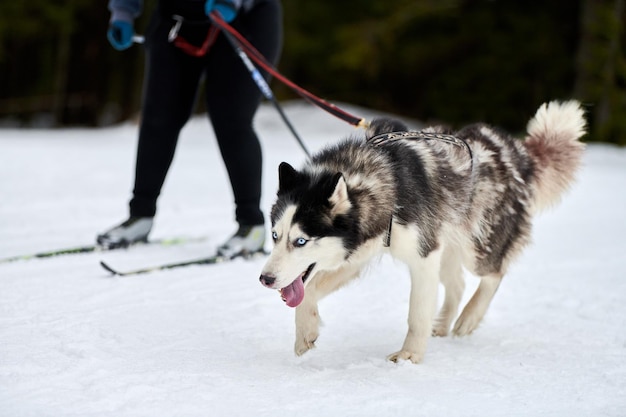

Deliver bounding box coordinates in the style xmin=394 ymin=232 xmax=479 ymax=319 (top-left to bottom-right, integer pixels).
xmin=205 ymin=0 xmax=238 ymax=23
xmin=107 ymin=21 xmax=134 ymax=51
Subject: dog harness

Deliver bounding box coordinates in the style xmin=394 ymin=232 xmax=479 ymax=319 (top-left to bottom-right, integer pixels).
xmin=367 ymin=130 xmax=474 ymax=247
xmin=367 ymin=130 xmax=473 ymax=161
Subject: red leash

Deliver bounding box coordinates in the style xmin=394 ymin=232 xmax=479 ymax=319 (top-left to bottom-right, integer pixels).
xmin=209 ymin=12 xmax=369 ymax=129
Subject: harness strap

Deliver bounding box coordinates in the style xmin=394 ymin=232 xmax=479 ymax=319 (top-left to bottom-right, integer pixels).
xmin=383 ymin=216 xmax=393 ymax=247
xmin=367 ymin=130 xmax=473 ymax=162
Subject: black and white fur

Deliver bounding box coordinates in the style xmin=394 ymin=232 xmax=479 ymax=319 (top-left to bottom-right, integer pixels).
xmin=259 ymin=101 xmax=586 ymax=363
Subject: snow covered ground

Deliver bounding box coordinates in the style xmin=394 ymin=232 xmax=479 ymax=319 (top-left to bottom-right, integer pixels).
xmin=1 ymin=102 xmax=625 ymax=417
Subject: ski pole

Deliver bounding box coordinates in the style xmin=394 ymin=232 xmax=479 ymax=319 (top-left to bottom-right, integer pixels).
xmin=208 ymin=14 xmax=311 ymax=158
xmin=208 ymin=12 xmax=368 ymax=129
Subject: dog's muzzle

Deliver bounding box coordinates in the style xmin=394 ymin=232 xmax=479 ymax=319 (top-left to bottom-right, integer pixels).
xmin=259 ymin=263 xmax=316 ymax=308
xmin=259 ymin=274 xmax=276 ymax=288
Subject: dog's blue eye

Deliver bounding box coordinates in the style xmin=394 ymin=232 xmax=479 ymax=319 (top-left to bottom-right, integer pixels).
xmin=294 ymin=237 xmax=307 ymax=247
xmin=271 ymin=231 xmax=278 ymax=241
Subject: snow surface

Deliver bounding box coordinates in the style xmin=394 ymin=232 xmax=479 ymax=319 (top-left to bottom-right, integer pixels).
xmin=1 ymin=102 xmax=625 ymax=417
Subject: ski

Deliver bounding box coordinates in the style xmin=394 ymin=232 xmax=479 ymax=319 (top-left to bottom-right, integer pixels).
xmin=100 ymin=256 xmax=226 ymax=276
xmin=0 ymin=236 xmax=207 ymax=264
xmin=100 ymin=251 xmax=266 ymax=277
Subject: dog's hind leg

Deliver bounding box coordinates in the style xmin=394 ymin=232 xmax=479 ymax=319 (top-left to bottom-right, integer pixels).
xmin=388 ymin=247 xmax=443 ymax=364
xmin=452 ymin=273 xmax=502 ymax=336
xmin=433 ymin=245 xmax=465 ymax=337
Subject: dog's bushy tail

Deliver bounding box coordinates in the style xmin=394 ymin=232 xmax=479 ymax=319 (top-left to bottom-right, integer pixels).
xmin=524 ymin=100 xmax=586 ymax=213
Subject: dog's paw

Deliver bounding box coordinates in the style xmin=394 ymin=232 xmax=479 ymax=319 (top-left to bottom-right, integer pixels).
xmin=432 ymin=319 xmax=450 ymax=337
xmin=452 ymin=314 xmax=480 ymax=336
xmin=294 ymin=335 xmax=317 ymax=356
xmin=386 ymin=350 xmax=423 ymax=364
xmin=431 ymin=326 xmax=448 ymax=337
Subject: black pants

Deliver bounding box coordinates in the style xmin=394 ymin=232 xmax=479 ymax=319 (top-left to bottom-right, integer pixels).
xmin=129 ymin=0 xmax=282 ymax=226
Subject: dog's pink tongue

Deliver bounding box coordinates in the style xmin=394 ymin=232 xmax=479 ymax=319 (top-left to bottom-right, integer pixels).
xmin=281 ymin=277 xmax=304 ymax=308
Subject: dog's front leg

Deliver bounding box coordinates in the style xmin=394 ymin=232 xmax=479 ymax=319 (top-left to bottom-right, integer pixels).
xmin=293 ymin=265 xmax=363 ymax=356
xmin=294 ymin=289 xmax=320 ymax=356
xmin=388 ymin=248 xmax=442 ymax=364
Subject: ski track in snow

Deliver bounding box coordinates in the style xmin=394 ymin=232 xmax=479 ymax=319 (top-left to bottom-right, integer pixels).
xmin=1 ymin=102 xmax=625 ymax=417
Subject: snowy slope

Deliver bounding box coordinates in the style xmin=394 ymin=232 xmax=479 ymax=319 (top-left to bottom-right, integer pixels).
xmin=1 ymin=102 xmax=625 ymax=417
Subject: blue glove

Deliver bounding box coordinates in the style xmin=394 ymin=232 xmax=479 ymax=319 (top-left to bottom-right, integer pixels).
xmin=107 ymin=21 xmax=134 ymax=51
xmin=205 ymin=0 xmax=238 ymax=23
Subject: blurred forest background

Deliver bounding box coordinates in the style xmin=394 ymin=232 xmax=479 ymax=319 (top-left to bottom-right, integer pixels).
xmin=0 ymin=0 xmax=624 ymax=144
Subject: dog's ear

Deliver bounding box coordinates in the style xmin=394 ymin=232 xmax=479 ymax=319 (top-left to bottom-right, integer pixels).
xmin=278 ymin=162 xmax=304 ymax=192
xmin=366 ymin=117 xmax=409 ymax=139
xmin=328 ymin=172 xmax=351 ymax=216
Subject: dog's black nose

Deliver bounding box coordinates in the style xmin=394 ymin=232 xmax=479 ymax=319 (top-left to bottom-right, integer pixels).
xmin=259 ymin=274 xmax=276 ymax=288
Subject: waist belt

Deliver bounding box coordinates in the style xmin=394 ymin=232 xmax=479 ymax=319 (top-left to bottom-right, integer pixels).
xmin=168 ymin=14 xmax=220 ymax=57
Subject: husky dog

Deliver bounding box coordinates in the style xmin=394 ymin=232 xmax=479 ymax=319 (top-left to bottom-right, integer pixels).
xmin=259 ymin=101 xmax=586 ymax=363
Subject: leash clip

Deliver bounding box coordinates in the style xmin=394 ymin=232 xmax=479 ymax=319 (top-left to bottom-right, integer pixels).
xmin=168 ymin=15 xmax=184 ymax=43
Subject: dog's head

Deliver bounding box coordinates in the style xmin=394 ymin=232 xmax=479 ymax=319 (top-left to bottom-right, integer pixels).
xmin=259 ymin=162 xmax=357 ymax=308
